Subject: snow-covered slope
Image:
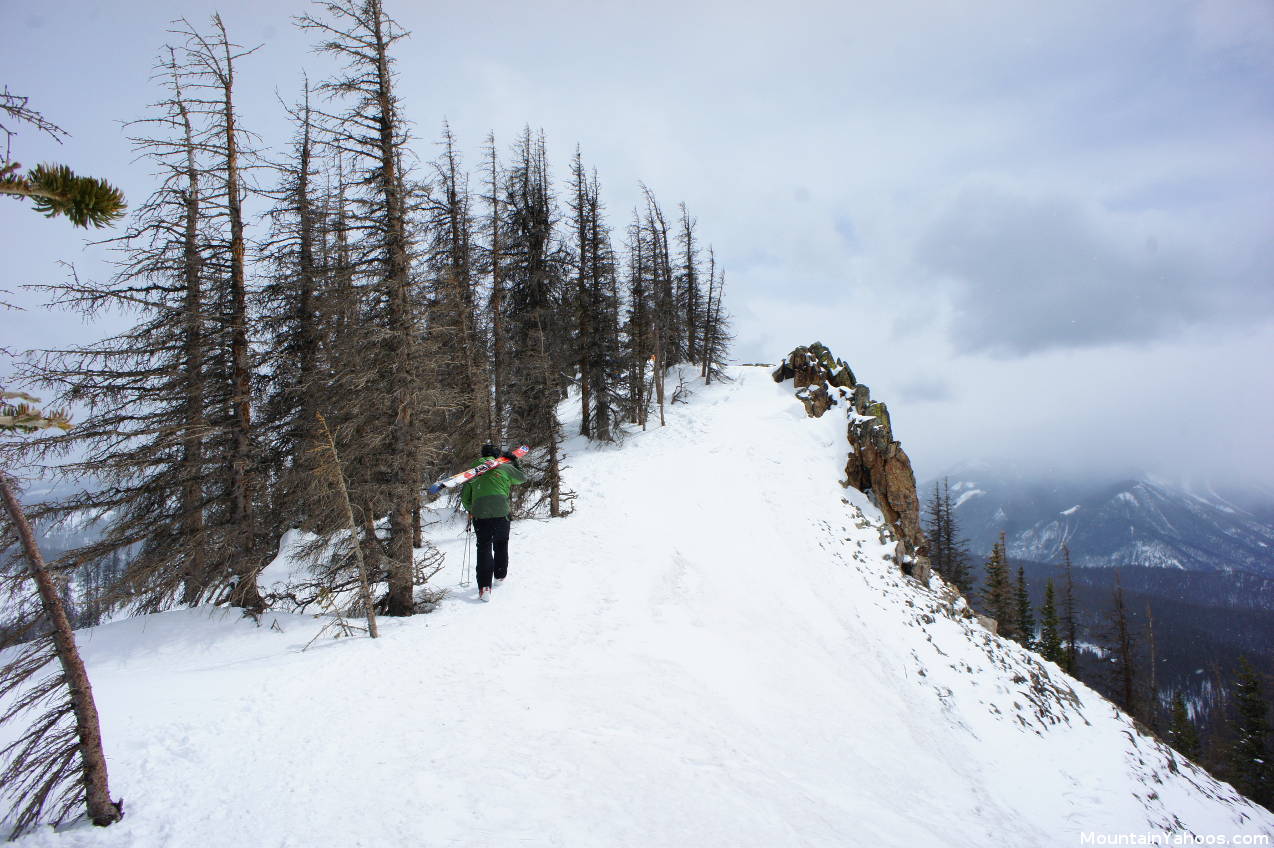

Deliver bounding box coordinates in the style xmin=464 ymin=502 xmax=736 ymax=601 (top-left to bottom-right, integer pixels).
xmin=6 ymin=366 xmax=1272 ymax=846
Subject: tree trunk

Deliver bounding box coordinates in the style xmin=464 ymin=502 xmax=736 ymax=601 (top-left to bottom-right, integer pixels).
xmin=174 ymin=69 xmax=208 ymax=607
xmin=487 ymin=137 xmax=506 ymax=446
xmin=215 ymin=16 xmax=262 ymax=612
xmin=315 ymin=414 xmax=378 ymax=638
xmin=574 ymin=152 xmax=591 ymax=438
xmin=370 ymin=0 xmax=417 ymax=616
xmin=0 ymin=473 xmax=122 ymax=829
xmin=702 ymin=250 xmax=716 ymax=381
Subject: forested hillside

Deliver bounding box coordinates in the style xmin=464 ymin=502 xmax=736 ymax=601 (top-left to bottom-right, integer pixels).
xmin=3 ymin=0 xmax=731 ymax=624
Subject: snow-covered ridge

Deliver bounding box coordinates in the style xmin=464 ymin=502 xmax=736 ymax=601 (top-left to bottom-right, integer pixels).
xmin=3 ymin=366 xmax=1270 ymax=846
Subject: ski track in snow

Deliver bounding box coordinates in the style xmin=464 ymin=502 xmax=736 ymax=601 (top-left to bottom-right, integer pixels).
xmin=5 ymin=367 xmax=1273 ymax=847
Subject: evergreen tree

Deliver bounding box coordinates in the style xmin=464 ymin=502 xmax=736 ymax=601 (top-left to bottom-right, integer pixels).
xmin=924 ymin=482 xmax=947 ymax=580
xmin=1168 ymin=691 xmax=1201 ymax=761
xmin=924 ymin=478 xmax=973 ymax=595
xmin=1061 ymin=543 xmax=1079 ymax=675
xmin=1144 ymin=601 xmax=1160 ymax=732
xmin=1014 ymin=564 xmax=1035 ymax=650
xmin=1108 ymin=570 xmax=1137 ymax=716
xmin=1038 ymin=578 xmax=1062 ymax=663
xmin=981 ymin=534 xmax=1015 ymax=639
xmin=948 ymin=517 xmax=973 ymax=595
xmin=1228 ymin=657 xmax=1273 ymax=808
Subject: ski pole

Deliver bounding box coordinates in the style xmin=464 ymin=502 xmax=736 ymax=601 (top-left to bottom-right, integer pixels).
xmin=460 ymin=515 xmax=473 ymax=586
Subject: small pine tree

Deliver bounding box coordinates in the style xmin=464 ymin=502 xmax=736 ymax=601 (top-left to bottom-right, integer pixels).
xmin=981 ymin=534 xmax=1015 ymax=639
xmin=925 ymin=479 xmax=973 ymax=593
xmin=1108 ymin=570 xmax=1137 ymax=716
xmin=1038 ymin=579 xmax=1062 ymax=663
xmin=1015 ymin=564 xmax=1035 ymax=650
xmin=1060 ymin=544 xmax=1079 ymax=675
xmin=924 ymin=482 xmax=946 ymax=578
xmin=1228 ymin=657 xmax=1273 ymax=808
xmin=945 ymin=501 xmax=974 ymax=596
xmin=1168 ymin=691 xmax=1200 ymax=761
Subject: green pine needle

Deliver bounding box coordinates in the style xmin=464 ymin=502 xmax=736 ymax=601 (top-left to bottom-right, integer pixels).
xmin=26 ymin=163 xmax=126 ymax=228
xmin=0 ymin=162 xmax=126 ymax=228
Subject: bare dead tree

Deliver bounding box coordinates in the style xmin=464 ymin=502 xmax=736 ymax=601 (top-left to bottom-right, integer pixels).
xmin=677 ymin=202 xmax=701 ymax=366
xmin=578 ymin=164 xmax=623 ymax=442
xmin=480 ymin=132 xmax=508 ymax=446
xmin=569 ymin=148 xmax=593 ymax=438
xmin=700 ymin=249 xmax=733 ymax=385
xmin=257 ymin=76 xmax=336 ymax=543
xmin=0 ymin=471 xmax=122 ymax=839
xmin=11 ymin=28 xmax=266 ymax=613
xmin=502 ymin=128 xmax=568 ymax=516
xmin=299 ymin=0 xmax=441 ymax=614
xmin=179 ymin=14 xmax=267 ymax=612
xmin=425 ymin=123 xmax=490 ymax=470
xmin=623 ymin=210 xmax=652 ymax=429
xmin=640 ymin=185 xmax=674 ymax=428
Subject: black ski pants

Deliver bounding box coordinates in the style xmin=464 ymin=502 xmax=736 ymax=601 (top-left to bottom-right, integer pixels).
xmin=473 ymin=516 xmax=511 ymax=590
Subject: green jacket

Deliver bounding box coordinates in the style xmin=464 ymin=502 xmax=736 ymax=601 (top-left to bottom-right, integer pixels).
xmin=460 ymin=457 xmax=527 ymax=519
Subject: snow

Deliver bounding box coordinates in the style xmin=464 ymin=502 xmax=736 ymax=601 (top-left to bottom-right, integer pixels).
xmin=954 ymin=488 xmax=986 ymax=508
xmin=1062 ymin=505 xmax=1082 ymax=515
xmin=4 ymin=366 xmax=1272 ymax=847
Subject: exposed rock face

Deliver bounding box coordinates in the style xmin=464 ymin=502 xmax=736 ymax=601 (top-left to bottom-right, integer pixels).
xmin=773 ymin=342 xmax=930 ymax=585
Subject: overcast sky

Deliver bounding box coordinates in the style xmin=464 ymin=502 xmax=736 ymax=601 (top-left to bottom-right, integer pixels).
xmin=3 ymin=0 xmax=1272 ymax=486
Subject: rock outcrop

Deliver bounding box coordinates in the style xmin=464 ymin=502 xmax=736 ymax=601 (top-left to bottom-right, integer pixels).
xmin=773 ymin=343 xmax=931 ymax=585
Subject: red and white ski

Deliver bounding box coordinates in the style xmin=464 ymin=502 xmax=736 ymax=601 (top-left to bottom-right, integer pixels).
xmin=427 ymin=445 xmax=529 ymax=496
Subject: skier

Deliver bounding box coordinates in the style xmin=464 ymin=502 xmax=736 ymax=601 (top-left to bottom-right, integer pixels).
xmin=460 ymin=445 xmax=527 ymax=602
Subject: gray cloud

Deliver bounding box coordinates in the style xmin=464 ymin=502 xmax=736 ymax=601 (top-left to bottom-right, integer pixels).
xmin=896 ymin=376 xmax=953 ymax=404
xmin=915 ymin=186 xmax=1265 ymax=356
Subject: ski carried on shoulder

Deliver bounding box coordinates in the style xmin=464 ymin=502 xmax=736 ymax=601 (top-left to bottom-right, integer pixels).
xmin=427 ymin=445 xmax=529 ymax=496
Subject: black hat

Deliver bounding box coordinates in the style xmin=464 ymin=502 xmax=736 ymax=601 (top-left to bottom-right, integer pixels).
xmin=480 ymin=444 xmax=500 ymax=458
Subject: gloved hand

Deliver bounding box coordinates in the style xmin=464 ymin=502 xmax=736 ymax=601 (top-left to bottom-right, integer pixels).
xmin=501 ymin=449 xmax=520 ymax=466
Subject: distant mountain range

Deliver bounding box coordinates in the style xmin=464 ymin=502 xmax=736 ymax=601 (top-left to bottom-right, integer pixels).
xmin=921 ymin=467 xmax=1274 ymax=576
xmin=921 ymin=467 xmax=1274 ymax=722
